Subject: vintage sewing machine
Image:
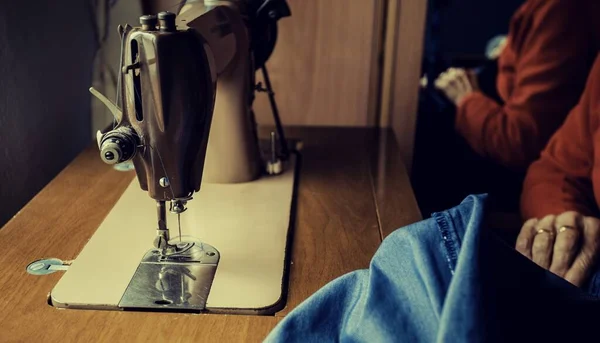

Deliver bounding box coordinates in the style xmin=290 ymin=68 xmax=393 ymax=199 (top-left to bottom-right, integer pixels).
xmin=36 ymin=0 xmax=298 ymax=314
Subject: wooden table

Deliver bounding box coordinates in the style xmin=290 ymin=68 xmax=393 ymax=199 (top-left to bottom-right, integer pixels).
xmin=0 ymin=127 xmax=421 ymax=342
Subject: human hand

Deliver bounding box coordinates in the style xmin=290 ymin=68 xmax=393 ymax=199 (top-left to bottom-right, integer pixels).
xmin=515 ymin=211 xmax=600 ymax=286
xmin=434 ymin=68 xmax=478 ymax=106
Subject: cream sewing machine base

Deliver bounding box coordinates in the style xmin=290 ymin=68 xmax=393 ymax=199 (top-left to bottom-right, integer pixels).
xmin=50 ymin=153 xmax=299 ymax=315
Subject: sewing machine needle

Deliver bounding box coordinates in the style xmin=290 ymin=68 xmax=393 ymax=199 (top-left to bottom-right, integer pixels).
xmin=178 ymin=213 xmax=182 ymax=242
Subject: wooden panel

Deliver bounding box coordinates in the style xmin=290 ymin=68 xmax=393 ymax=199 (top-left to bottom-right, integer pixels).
xmin=0 ymin=127 xmax=420 ymax=341
xmin=380 ymin=0 xmax=428 ymax=172
xmin=368 ymin=0 xmax=387 ymax=128
xmin=379 ymin=0 xmax=400 ymax=128
xmin=254 ymin=0 xmax=383 ymax=127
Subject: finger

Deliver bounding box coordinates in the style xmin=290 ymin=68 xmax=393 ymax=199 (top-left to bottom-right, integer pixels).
xmin=550 ymin=212 xmax=581 ymax=277
xmin=531 ymin=215 xmax=556 ymax=269
xmin=444 ymin=72 xmax=459 ymax=88
xmin=446 ymin=79 xmax=463 ymax=99
xmin=449 ymin=75 xmax=465 ymax=94
xmin=434 ymin=74 xmax=449 ymax=90
xmin=449 ymin=68 xmax=472 ymax=95
xmin=454 ymin=69 xmax=472 ymax=93
xmin=434 ymin=79 xmax=447 ymax=90
xmin=444 ymin=69 xmax=458 ymax=83
xmin=565 ymin=217 xmax=600 ymax=286
xmin=516 ymin=218 xmax=539 ymax=259
xmin=565 ymin=250 xmax=593 ymax=287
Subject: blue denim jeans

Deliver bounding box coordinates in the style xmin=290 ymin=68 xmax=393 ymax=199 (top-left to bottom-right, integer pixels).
xmin=265 ymin=195 xmax=600 ymax=343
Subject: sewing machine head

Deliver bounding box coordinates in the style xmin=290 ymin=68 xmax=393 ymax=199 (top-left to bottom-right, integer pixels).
xmin=97 ymin=11 xmax=216 ymax=204
xmin=93 ymin=0 xmax=290 ymax=202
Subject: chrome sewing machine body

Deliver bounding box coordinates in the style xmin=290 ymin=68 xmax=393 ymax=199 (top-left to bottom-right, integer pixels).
xmin=47 ymin=0 xmax=295 ymax=313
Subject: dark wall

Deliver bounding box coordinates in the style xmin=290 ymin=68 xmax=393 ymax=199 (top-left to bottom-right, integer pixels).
xmin=0 ymin=1 xmax=97 ymax=227
xmin=438 ymin=0 xmax=524 ymax=57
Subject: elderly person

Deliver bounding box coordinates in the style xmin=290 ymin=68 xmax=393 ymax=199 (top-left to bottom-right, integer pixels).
xmin=427 ymin=0 xmax=600 ymax=214
xmin=518 ymin=54 xmax=600 ymax=287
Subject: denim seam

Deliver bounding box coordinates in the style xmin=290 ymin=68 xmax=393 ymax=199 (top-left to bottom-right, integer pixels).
xmin=433 ymin=211 xmax=460 ymax=274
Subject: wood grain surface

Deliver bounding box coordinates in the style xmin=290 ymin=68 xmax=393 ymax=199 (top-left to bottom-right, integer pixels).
xmin=370 ymin=128 xmax=422 ymax=238
xmin=0 ymin=127 xmax=420 ymax=342
xmin=253 ymin=0 xmax=383 ymax=127
xmin=272 ymin=127 xmax=384 ymax=316
xmin=384 ymin=0 xmax=428 ymax=172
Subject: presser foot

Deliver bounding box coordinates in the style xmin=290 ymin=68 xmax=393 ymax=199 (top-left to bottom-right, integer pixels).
xmin=119 ymin=238 xmax=219 ymax=311
xmin=153 ymin=230 xmax=178 ymax=255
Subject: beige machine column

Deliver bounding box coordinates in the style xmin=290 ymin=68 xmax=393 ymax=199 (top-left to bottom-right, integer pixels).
xmin=203 ymin=39 xmax=261 ymax=183
xmin=182 ymin=1 xmax=262 ymax=184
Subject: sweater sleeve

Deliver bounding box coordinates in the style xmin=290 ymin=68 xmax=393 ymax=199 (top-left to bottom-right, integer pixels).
xmin=520 ymin=56 xmax=600 ymax=220
xmin=455 ymin=0 xmax=594 ymax=170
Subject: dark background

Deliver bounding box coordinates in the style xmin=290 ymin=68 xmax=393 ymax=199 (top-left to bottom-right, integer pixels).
xmin=411 ymin=0 xmax=525 ymax=217
xmin=436 ymin=0 xmax=523 ymax=57
xmin=0 ymin=1 xmax=96 ymax=227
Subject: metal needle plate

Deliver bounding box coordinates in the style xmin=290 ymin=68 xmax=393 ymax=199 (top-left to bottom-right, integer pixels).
xmin=119 ymin=241 xmax=219 ymax=311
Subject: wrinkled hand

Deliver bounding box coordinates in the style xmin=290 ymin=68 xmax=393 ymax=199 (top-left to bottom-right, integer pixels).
xmin=434 ymin=68 xmax=478 ymax=105
xmin=516 ymin=211 xmax=600 ymax=286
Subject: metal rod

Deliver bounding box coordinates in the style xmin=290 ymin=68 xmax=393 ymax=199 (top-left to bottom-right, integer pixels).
xmin=270 ymin=131 xmax=277 ymax=163
xmin=157 ymin=200 xmax=170 ymax=241
xmin=178 ymin=213 xmax=182 ymax=242
xmin=260 ymin=65 xmax=289 ymax=158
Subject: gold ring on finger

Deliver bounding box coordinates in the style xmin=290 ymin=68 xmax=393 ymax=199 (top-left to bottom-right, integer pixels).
xmin=558 ymin=225 xmax=575 ymax=233
xmin=536 ymin=228 xmax=554 ymax=236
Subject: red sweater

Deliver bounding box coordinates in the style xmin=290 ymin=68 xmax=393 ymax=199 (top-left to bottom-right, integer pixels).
xmin=521 ymin=55 xmax=600 ymax=219
xmin=455 ymin=0 xmax=598 ymax=170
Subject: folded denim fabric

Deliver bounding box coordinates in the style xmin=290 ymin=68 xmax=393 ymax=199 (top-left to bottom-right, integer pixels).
xmin=265 ymin=194 xmax=600 ymax=343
